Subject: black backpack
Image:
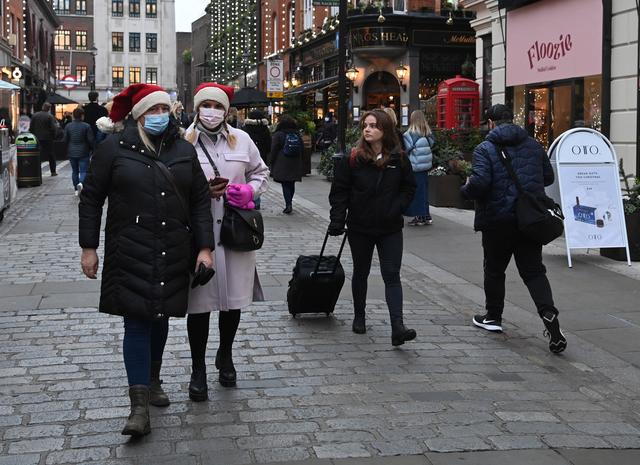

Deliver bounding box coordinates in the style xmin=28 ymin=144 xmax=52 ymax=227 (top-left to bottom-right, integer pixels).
xmin=282 ymin=132 xmax=303 ymax=158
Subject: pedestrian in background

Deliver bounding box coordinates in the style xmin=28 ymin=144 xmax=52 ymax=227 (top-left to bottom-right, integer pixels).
xmin=270 ymin=114 xmax=303 ymax=214
xmin=184 ymin=83 xmax=269 ymax=401
xmin=171 ymin=100 xmax=191 ymax=128
xmin=79 ymin=83 xmax=214 ymax=437
xmin=29 ymin=102 xmax=58 ymax=176
xmin=226 ymin=106 xmax=241 ymax=128
xmin=83 ymin=91 xmax=109 ymax=141
xmin=461 ymin=104 xmax=567 ymax=354
xmin=329 ymin=109 xmax=417 ymax=346
xmin=241 ymin=109 xmax=272 ymax=210
xmin=315 ymin=112 xmax=337 ymax=151
xmin=403 ymin=110 xmax=435 ymax=226
xmin=62 ymin=107 xmax=94 ymax=195
xmin=382 ymin=107 xmax=405 ymax=153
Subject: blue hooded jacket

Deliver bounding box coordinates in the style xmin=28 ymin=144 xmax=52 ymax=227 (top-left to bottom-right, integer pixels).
xmin=461 ymin=123 xmax=554 ymax=231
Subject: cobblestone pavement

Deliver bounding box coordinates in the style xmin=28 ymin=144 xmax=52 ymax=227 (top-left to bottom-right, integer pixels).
xmin=1 ymin=164 xmax=640 ymax=465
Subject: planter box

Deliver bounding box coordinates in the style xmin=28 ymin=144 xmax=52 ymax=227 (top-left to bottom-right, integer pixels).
xmin=600 ymin=211 xmax=640 ymax=261
xmin=428 ymin=174 xmax=474 ymax=209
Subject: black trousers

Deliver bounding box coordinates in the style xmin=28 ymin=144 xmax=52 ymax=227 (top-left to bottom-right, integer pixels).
xmin=348 ymin=230 xmax=404 ymax=322
xmin=39 ymin=139 xmax=56 ymax=174
xmin=482 ymin=224 xmax=558 ymax=319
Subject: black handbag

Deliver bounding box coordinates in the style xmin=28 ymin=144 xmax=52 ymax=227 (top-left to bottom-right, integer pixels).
xmin=199 ymin=139 xmax=264 ymax=252
xmin=498 ymin=148 xmax=565 ymax=245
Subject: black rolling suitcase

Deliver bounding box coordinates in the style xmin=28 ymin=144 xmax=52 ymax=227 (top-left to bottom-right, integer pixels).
xmin=287 ymin=230 xmax=347 ymax=317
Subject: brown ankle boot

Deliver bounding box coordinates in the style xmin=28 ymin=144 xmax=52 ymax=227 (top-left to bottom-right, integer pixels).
xmin=149 ymin=361 xmax=170 ymax=407
xmin=121 ymin=385 xmax=151 ymax=437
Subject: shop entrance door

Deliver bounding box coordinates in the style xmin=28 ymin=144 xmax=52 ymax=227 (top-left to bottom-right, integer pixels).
xmin=363 ymin=71 xmax=401 ymax=114
xmin=526 ymin=83 xmax=574 ymax=150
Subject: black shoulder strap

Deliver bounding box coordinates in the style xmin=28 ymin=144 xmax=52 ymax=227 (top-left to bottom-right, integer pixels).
xmin=151 ymin=158 xmax=191 ymax=228
xmin=198 ymin=138 xmax=221 ymax=177
xmin=496 ymin=145 xmax=525 ymax=195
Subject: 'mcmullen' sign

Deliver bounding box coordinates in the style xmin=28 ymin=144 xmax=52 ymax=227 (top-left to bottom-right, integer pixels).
xmin=506 ymin=0 xmax=602 ymax=86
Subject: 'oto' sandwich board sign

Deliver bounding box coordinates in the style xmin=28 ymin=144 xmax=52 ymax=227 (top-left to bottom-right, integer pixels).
xmin=547 ymin=128 xmax=631 ymax=267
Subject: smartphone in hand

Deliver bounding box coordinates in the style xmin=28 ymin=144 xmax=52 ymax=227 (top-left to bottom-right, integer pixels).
xmin=209 ymin=177 xmax=229 ymax=187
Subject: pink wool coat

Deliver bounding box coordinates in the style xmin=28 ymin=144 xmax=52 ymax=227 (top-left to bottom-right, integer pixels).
xmin=186 ymin=125 xmax=269 ymax=313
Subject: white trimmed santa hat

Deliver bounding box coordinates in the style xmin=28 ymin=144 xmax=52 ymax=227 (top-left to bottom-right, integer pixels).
xmin=193 ymin=82 xmax=235 ymax=112
xmin=96 ymin=84 xmax=170 ymax=133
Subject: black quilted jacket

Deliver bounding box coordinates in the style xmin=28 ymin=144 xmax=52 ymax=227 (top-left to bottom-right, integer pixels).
xmin=78 ymin=117 xmax=214 ymax=320
xmin=461 ymin=123 xmax=554 ymax=231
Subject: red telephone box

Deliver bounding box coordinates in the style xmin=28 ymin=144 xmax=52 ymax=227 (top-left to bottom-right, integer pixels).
xmin=436 ymin=76 xmax=480 ymax=129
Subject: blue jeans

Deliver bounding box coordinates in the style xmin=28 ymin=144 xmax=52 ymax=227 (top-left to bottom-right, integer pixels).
xmin=404 ymin=171 xmax=430 ymax=218
xmin=123 ymin=317 xmax=169 ymax=386
xmin=70 ymin=157 xmax=90 ymax=189
xmin=282 ymin=181 xmax=295 ymax=206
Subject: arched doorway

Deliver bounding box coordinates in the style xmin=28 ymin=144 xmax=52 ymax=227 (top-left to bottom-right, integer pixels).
xmin=363 ymin=71 xmax=401 ymax=113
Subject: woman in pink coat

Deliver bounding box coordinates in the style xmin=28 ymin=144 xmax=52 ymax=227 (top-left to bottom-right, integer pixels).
xmin=185 ymin=83 xmax=269 ymax=401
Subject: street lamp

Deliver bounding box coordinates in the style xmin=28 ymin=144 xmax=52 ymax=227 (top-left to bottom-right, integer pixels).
xmin=346 ymin=66 xmax=359 ymax=93
xmin=242 ymin=51 xmax=250 ymax=88
xmin=395 ymin=63 xmax=408 ymax=92
xmin=291 ymin=72 xmax=300 ymax=88
xmin=89 ymin=44 xmax=98 ymax=91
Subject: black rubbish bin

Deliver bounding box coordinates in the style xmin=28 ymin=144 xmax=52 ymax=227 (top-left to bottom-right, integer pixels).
xmin=16 ymin=133 xmax=41 ymax=187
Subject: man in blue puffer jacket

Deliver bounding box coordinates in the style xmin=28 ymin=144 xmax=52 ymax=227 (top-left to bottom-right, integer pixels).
xmin=461 ymin=104 xmax=566 ymax=354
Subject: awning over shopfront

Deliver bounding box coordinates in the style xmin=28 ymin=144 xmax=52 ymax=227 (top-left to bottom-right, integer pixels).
xmin=0 ymin=80 xmax=19 ymax=90
xmin=46 ymin=93 xmax=77 ymax=105
xmin=285 ymin=76 xmax=337 ymax=97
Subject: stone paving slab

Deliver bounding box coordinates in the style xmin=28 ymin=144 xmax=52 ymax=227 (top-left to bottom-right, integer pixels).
xmin=1 ymin=165 xmax=640 ymax=464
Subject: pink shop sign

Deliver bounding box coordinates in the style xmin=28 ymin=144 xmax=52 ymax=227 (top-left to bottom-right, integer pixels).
xmin=506 ymin=0 xmax=602 ymax=87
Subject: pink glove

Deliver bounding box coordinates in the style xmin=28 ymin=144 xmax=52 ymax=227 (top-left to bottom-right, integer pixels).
xmin=226 ymin=184 xmax=254 ymax=208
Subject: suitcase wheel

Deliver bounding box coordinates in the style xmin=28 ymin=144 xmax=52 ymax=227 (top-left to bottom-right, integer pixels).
xmin=325 ymin=312 xmax=331 ymax=317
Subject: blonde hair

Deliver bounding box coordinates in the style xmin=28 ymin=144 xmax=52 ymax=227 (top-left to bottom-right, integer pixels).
xmin=407 ymin=110 xmax=432 ymax=137
xmin=171 ymin=101 xmax=184 ymax=118
xmin=136 ymin=120 xmax=157 ymax=154
xmin=382 ymin=107 xmax=398 ymax=127
xmin=184 ymin=110 xmax=237 ymax=149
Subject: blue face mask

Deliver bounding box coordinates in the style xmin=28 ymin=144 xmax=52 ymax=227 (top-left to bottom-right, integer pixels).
xmin=143 ymin=113 xmax=170 ymax=135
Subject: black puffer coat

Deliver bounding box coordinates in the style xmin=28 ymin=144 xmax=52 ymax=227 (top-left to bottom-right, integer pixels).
xmin=461 ymin=123 xmax=554 ymax=231
xmin=270 ymin=129 xmax=303 ymax=183
xmin=329 ymin=152 xmax=416 ymax=236
xmin=79 ymin=117 xmax=214 ymax=320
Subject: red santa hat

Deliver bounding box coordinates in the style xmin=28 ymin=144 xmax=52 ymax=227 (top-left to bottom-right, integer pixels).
xmin=110 ymin=83 xmax=171 ymax=122
xmin=193 ymin=83 xmax=235 ymax=112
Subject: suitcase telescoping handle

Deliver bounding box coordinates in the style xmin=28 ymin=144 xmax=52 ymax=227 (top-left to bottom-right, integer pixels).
xmin=313 ymin=228 xmax=348 ymax=276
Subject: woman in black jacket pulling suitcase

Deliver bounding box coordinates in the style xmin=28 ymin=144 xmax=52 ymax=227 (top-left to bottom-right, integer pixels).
xmin=328 ymin=109 xmax=417 ymax=346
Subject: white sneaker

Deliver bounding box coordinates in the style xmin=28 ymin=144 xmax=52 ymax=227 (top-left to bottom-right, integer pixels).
xmin=77 ymin=183 xmax=83 ymax=196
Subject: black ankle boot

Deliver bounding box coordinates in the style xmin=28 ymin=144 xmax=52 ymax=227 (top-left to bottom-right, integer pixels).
xmin=352 ymin=312 xmax=366 ymax=334
xmin=188 ymin=366 xmax=208 ymax=402
xmin=215 ymin=350 xmax=236 ymax=387
xmin=391 ymin=320 xmax=417 ymax=346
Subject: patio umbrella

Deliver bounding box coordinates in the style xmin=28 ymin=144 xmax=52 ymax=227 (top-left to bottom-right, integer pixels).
xmin=46 ymin=93 xmax=77 ymax=105
xmin=230 ymin=87 xmax=270 ymax=108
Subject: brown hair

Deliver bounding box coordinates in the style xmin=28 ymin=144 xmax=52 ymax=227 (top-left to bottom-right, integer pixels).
xmin=350 ymin=109 xmax=400 ymax=169
xmin=72 ymin=107 xmax=84 ymax=120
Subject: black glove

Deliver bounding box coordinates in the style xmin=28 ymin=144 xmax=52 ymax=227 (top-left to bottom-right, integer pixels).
xmin=191 ymin=262 xmax=215 ymax=289
xmin=328 ymin=224 xmax=345 ymax=236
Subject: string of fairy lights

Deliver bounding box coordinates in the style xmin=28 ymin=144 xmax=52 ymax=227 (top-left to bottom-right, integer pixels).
xmin=208 ymin=0 xmax=259 ymax=82
xmin=4 ymin=0 xmax=29 ymax=64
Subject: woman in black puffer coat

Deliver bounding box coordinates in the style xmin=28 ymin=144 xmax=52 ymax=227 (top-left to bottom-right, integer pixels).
xmin=78 ymin=84 xmax=214 ymax=437
xmin=329 ymin=109 xmax=417 ymax=346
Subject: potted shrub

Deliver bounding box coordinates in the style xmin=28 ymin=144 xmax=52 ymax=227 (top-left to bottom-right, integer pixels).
xmin=318 ymin=125 xmax=360 ymax=181
xmin=427 ymin=129 xmax=476 ymax=209
xmin=600 ymin=161 xmax=640 ymax=261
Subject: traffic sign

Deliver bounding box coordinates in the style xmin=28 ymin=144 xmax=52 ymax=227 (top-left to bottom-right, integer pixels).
xmin=267 ymin=59 xmax=284 ymax=99
xmin=59 ymin=75 xmax=81 ymax=90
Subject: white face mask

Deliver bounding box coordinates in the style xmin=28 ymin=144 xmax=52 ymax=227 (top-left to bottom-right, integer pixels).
xmin=199 ymin=107 xmax=226 ymax=129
